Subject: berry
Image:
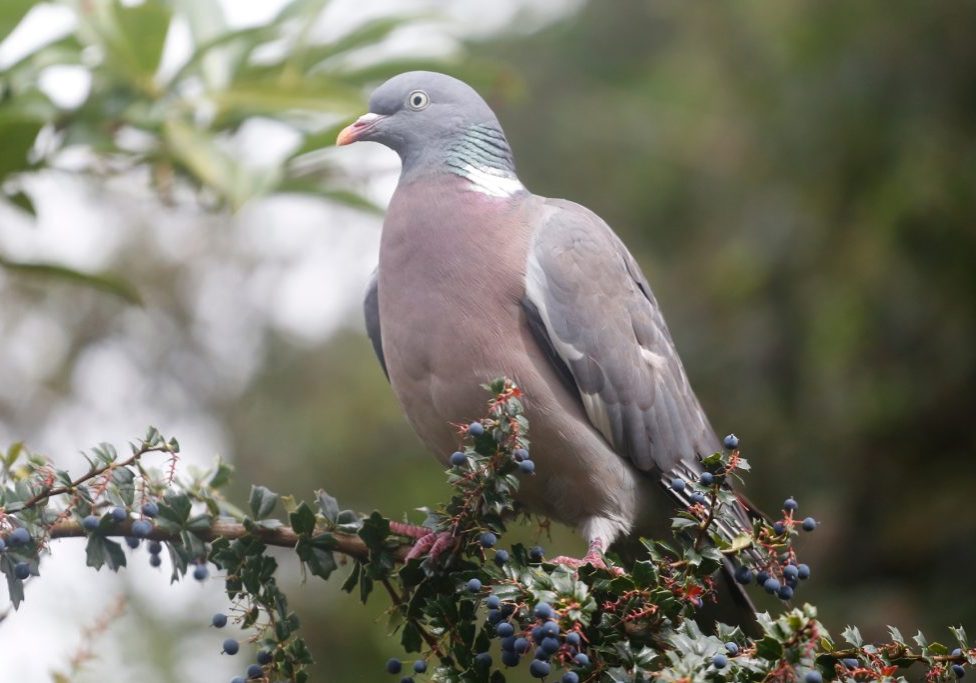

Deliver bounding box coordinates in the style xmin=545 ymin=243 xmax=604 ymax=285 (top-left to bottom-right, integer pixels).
xmin=953 ymin=649 xmax=963 ymax=657
xmin=14 ymin=562 xmax=30 ymax=580
xmin=501 ymin=650 xmax=520 ymax=667
xmin=479 ymin=532 xmax=497 ymax=548
xmin=9 ymin=527 xmax=30 ymax=546
xmin=487 ymin=609 xmax=502 ymax=624
xmin=563 ymin=673 xmax=580 ymax=683
xmin=574 ymin=653 xmax=590 ymax=667
xmin=82 ymin=515 xmax=100 ymax=532
xmin=734 ymin=565 xmax=753 ymax=585
xmin=246 ymin=664 xmax=263 ymax=679
xmin=784 ymin=497 xmax=798 ymax=512
xmin=500 ymin=635 xmax=517 ymax=652
xmin=541 ymin=620 xmax=560 ymax=638
xmin=843 ymin=658 xmax=859 ymax=669
xmin=125 ymin=536 xmax=141 ymax=549
xmin=466 ymin=578 xmax=482 ymax=593
xmin=691 ymin=492 xmax=707 ymax=505
xmin=802 ymin=517 xmax=817 ymax=532
xmin=232 ymin=678 xmax=245 ymax=683
xmin=700 ymin=472 xmax=715 ymax=486
xmin=131 ymin=519 xmax=152 ymax=538
xmin=149 ymin=554 xmax=162 ymax=568
xmin=804 ymin=672 xmax=823 ymax=683
xmin=474 ymin=652 xmax=491 ymax=668
xmin=515 ymin=637 xmax=531 ymax=654
xmin=777 ymin=584 xmax=794 ymax=600
xmin=518 ymin=459 xmax=536 ymax=474
xmin=725 ymin=642 xmax=739 ymax=655
xmin=783 ymin=564 xmax=799 ymax=580
xmin=529 ymin=546 xmax=545 ymax=562
xmin=772 ymin=521 xmax=786 ymax=535
xmin=513 ymin=448 xmax=529 ymax=461
xmin=763 ymin=577 xmax=781 ymax=594
xmin=485 ymin=595 xmax=501 ymax=609
xmin=0 ymin=538 xmax=5 ymax=551
xmin=953 ymin=664 xmax=966 ymax=678
xmin=256 ymin=650 xmax=273 ymax=665
xmin=212 ymin=613 xmax=228 ymax=628
xmin=223 ymin=638 xmax=240 ymax=655
xmin=541 ymin=637 xmax=561 ymax=655
xmin=671 ymin=477 xmax=686 ymax=492
xmin=497 ymin=622 xmax=514 ymax=638
xmin=450 ymin=451 xmax=466 ymax=467
xmin=193 ymin=563 xmax=209 ymax=581
xmin=141 ymin=502 xmax=159 ymax=518
xmin=468 ymin=422 xmax=485 ymax=437
xmin=111 ymin=506 xmax=127 ymax=522
xmin=494 ymin=549 xmax=510 ymax=565
xmin=386 ymin=658 xmax=402 ymax=674
xmin=413 ymin=660 xmax=427 ymax=674
xmin=713 ymin=654 xmax=728 ymax=669
xmin=723 ymin=434 xmax=739 ymax=449
xmin=756 ymin=570 xmax=771 ymax=585
xmin=529 ymin=659 xmax=551 ymax=678
xmin=399 ymin=678 xmax=414 ymax=683
xmin=566 ymin=631 xmax=581 ymax=647
xmin=534 ymin=602 xmax=554 ymax=620
xmin=148 ymin=540 xmax=163 ymax=555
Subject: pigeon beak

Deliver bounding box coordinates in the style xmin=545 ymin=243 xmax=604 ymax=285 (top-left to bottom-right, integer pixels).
xmin=336 ymin=112 xmax=386 ymax=146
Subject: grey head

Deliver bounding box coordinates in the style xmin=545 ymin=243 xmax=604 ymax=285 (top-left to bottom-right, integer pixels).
xmin=337 ymin=71 xmax=520 ymax=192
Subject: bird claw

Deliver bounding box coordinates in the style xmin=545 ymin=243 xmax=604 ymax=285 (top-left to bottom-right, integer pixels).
xmin=550 ymin=548 xmax=624 ymax=576
xmin=405 ymin=530 xmax=456 ymax=562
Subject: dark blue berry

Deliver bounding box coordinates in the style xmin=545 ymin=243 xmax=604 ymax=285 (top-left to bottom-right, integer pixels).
xmin=778 ymin=584 xmax=794 ymax=600
xmin=9 ymin=527 xmax=29 ymax=546
xmin=566 ymin=631 xmax=581 ymax=647
xmin=573 ymin=653 xmax=590 ymax=667
xmin=541 ymin=620 xmax=560 ymax=638
xmin=723 ymin=434 xmax=739 ymax=449
xmin=111 ymin=507 xmax=127 ymax=522
xmin=485 ymin=595 xmax=501 ymax=610
xmin=468 ymin=422 xmax=485 ymax=437
xmin=515 ymin=637 xmax=531 ymax=653
xmin=713 ymin=654 xmax=728 ymax=669
xmin=246 ymin=664 xmax=263 ymax=679
xmin=953 ymin=649 xmax=963 ymax=657
xmin=531 ymin=625 xmax=545 ymax=644
xmin=497 ymin=622 xmax=515 ymax=638
xmin=529 ymin=546 xmax=545 ymax=562
xmin=514 ymin=448 xmax=528 ymax=461
xmin=773 ymin=521 xmax=786 ymax=535
xmin=519 ymin=459 xmax=536 ymax=474
xmin=700 ymin=472 xmax=715 ymax=486
xmin=725 ymin=642 xmax=739 ymax=655
xmin=487 ymin=609 xmax=502 ymax=624
xmin=131 ymin=519 xmax=152 ymax=538
xmin=671 ymin=477 xmax=686 ymax=492
xmin=450 ymin=451 xmax=466 ymax=467
xmin=256 ymin=650 xmax=272 ymax=665
xmin=562 ymin=673 xmax=580 ymax=683
xmin=501 ymin=650 xmax=520 ymax=667
xmin=149 ymin=554 xmax=162 ymax=568
xmin=82 ymin=515 xmax=100 ymax=531
xmin=223 ymin=638 xmax=240 ymax=655
xmin=413 ymin=660 xmax=427 ymax=674
xmin=757 ymin=570 xmax=771 ymax=585
xmin=843 ymin=658 xmax=859 ymax=669
xmin=541 ymin=637 xmax=561 ymax=655
xmin=783 ymin=565 xmax=799 ymax=580
xmin=474 ymin=652 xmax=491 ymax=668
xmin=804 ymin=672 xmax=823 ymax=683
xmin=763 ymin=577 xmax=781 ymax=594
xmin=691 ymin=492 xmax=707 ymax=505
xmin=399 ymin=678 xmax=414 ymax=683
xmin=386 ymin=658 xmax=402 ymax=674
xmin=529 ymin=660 xmax=551 ymax=678
xmin=534 ymin=602 xmax=553 ymax=620
xmin=784 ymin=497 xmax=798 ymax=512
xmin=212 ymin=613 xmax=228 ymax=628
xmin=0 ymin=538 xmax=5 ymax=551
xmin=193 ymin=563 xmax=209 ymax=581
xmin=479 ymin=532 xmax=497 ymax=548
xmin=14 ymin=562 xmax=30 ymax=580
xmin=148 ymin=540 xmax=162 ymax=555
xmin=494 ymin=549 xmax=510 ymax=565
xmin=802 ymin=517 xmax=817 ymax=532
xmin=466 ymin=578 xmax=482 ymax=593
xmin=141 ymin=502 xmax=159 ymax=518
xmin=125 ymin=536 xmax=140 ymax=549
xmin=952 ymin=664 xmax=966 ymax=678
xmin=501 ymin=635 xmax=517 ymax=652
xmin=734 ymin=565 xmax=753 ymax=585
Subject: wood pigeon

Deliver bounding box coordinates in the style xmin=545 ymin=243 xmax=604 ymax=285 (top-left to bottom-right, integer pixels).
xmin=338 ymin=71 xmax=757 ymax=623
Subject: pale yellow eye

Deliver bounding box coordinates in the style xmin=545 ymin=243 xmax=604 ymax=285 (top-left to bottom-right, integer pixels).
xmin=407 ymin=90 xmax=430 ymax=110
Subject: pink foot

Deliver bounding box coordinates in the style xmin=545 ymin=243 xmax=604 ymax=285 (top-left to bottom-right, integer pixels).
xmin=405 ymin=530 xmax=456 ymax=562
xmin=550 ymin=541 xmax=624 ymax=575
xmin=389 ymin=521 xmax=435 ymax=540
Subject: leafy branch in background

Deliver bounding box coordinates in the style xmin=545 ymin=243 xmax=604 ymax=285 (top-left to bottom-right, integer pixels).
xmin=1 ymin=380 xmax=972 ymax=682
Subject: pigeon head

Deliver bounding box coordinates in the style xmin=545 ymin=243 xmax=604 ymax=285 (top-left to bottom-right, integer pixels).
xmin=337 ymin=72 xmax=516 ymax=179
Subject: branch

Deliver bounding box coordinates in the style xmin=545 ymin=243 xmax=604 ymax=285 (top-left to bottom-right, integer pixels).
xmin=47 ymin=519 xmax=411 ymax=563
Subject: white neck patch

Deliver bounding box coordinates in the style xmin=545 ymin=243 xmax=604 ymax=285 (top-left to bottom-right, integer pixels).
xmin=459 ymin=163 xmax=524 ymax=198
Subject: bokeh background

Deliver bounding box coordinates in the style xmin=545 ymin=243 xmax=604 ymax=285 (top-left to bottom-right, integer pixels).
xmin=1 ymin=0 xmax=974 ymax=680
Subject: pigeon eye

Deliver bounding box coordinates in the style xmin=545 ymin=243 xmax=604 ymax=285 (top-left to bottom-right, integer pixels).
xmin=407 ymin=90 xmax=430 ymax=110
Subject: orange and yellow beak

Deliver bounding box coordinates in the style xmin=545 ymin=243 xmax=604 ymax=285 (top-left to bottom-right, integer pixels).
xmin=336 ymin=113 xmax=386 ymax=146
